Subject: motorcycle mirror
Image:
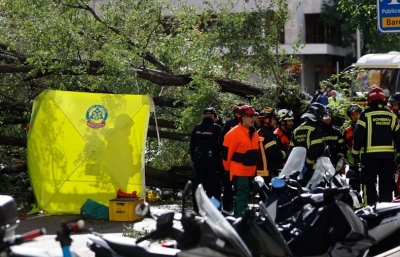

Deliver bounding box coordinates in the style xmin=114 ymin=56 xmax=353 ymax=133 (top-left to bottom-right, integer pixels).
xmin=346 ymin=169 xmax=358 ymax=180
xmin=135 ymin=202 xmax=150 ymax=217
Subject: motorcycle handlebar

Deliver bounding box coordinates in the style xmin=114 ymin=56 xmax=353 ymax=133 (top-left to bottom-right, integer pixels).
xmin=279 ymin=187 xmax=350 ymax=209
xmin=4 ymin=228 xmax=46 ymax=246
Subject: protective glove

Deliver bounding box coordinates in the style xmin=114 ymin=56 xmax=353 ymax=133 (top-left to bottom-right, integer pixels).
xmin=191 ymin=161 xmax=196 ymax=169
xmin=301 ymin=166 xmax=308 ymax=173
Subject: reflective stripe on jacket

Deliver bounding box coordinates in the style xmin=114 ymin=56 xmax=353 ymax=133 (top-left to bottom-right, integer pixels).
xmin=221 ymin=123 xmax=260 ymax=180
xmin=352 ymin=107 xmax=400 ymax=158
xmin=290 ymin=120 xmax=325 ymax=168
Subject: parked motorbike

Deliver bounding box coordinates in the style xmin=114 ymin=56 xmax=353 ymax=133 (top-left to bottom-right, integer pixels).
xmin=0 ymin=194 xmax=85 ymax=257
xmin=87 ymin=181 xmax=255 ymax=257
xmin=256 ymin=146 xmax=400 ymax=256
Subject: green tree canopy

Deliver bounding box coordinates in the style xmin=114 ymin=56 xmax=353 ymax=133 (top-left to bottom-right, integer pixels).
xmin=0 ymin=0 xmax=303 ymax=184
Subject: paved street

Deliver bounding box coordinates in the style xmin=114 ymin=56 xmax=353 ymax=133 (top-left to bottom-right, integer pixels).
xmin=11 ymin=204 xmax=400 ymax=257
xmin=12 ymin=204 xmax=179 ymax=257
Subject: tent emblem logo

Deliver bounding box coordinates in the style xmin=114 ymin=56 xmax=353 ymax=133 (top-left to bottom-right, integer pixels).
xmin=86 ymin=105 xmax=108 ymax=129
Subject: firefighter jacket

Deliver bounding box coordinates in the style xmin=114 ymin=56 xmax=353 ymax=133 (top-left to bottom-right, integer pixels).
xmin=221 ymin=123 xmax=260 ymax=180
xmin=352 ymin=105 xmax=400 ymax=158
xmin=321 ymin=122 xmax=345 ymax=165
xmin=257 ymin=126 xmax=286 ymax=177
xmin=274 ymin=127 xmax=292 ymax=151
xmin=290 ymin=120 xmax=325 ymax=169
xmin=190 ymin=117 xmax=222 ymax=162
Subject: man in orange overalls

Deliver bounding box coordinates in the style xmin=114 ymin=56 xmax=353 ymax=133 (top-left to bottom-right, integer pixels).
xmin=221 ymin=105 xmax=260 ymax=217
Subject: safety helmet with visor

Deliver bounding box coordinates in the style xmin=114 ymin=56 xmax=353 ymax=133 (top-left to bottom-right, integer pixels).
xmin=301 ymin=103 xmax=328 ymax=122
xmin=277 ymin=109 xmax=294 ymax=123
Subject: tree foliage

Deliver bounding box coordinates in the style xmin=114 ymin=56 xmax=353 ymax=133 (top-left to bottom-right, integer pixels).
xmin=0 ymin=0 xmax=304 ymax=193
xmin=322 ymin=0 xmax=400 ymax=60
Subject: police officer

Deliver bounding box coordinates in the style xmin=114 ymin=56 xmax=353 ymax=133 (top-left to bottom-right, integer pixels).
xmin=290 ymin=103 xmax=326 ymax=185
xmin=321 ymin=106 xmax=345 ymax=167
xmin=257 ymin=107 xmax=287 ymax=187
xmin=344 ymin=104 xmax=363 ymax=192
xmin=352 ymin=87 xmax=400 ymax=205
xmin=190 ymin=107 xmax=222 ymax=211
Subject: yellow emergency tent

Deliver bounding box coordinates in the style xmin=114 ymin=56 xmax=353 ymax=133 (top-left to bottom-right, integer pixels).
xmin=27 ymin=90 xmax=151 ymax=214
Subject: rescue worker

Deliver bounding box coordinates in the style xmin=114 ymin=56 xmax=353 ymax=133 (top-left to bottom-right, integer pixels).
xmin=190 ymin=107 xmax=222 ymax=211
xmin=219 ymin=104 xmax=244 ymax=213
xmin=321 ymin=106 xmax=345 ymax=167
xmin=274 ymin=109 xmax=295 ymax=152
xmin=352 ymin=87 xmax=400 ymax=205
xmin=344 ymin=104 xmax=363 ymax=192
xmin=256 ymin=107 xmax=287 ymax=189
xmin=388 ymin=92 xmax=400 ymax=122
xmin=222 ymin=105 xmax=260 ymax=217
xmin=290 ymin=102 xmax=326 ymax=185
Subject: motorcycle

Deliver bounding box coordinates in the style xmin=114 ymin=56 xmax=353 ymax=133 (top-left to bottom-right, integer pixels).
xmin=87 ymin=181 xmax=256 ymax=257
xmin=0 ymin=194 xmax=85 ymax=257
xmin=257 ymin=146 xmax=400 ymax=256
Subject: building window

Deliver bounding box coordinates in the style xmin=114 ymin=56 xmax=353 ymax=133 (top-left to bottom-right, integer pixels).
xmin=305 ymin=14 xmax=342 ymax=45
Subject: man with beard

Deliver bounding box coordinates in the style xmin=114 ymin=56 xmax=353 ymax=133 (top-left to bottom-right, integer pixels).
xmin=222 ymin=105 xmax=260 ymax=217
xmin=274 ymin=109 xmax=295 ymax=152
xmin=344 ymin=104 xmax=363 ymax=192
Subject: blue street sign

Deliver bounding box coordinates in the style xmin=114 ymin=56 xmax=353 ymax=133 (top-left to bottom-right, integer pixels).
xmin=377 ymin=0 xmax=400 ymax=33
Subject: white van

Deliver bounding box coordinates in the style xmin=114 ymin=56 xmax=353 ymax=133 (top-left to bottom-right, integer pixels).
xmin=351 ymin=51 xmax=400 ymax=101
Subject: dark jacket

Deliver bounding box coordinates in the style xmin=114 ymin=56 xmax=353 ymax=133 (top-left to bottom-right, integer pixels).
xmin=290 ymin=119 xmax=325 ymax=169
xmin=321 ymin=122 xmax=345 ymax=166
xmin=352 ymin=104 xmax=400 ymax=158
xmin=257 ymin=126 xmax=286 ymax=176
xmin=190 ymin=117 xmax=222 ymax=161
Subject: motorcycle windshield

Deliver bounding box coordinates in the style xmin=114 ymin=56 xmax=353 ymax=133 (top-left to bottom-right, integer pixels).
xmin=279 ymin=147 xmax=307 ymax=178
xmin=306 ymin=156 xmax=336 ymax=189
xmin=195 ymin=185 xmax=252 ymax=257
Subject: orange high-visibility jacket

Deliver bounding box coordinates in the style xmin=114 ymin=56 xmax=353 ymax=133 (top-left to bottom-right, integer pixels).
xmin=221 ymin=123 xmax=260 ymax=181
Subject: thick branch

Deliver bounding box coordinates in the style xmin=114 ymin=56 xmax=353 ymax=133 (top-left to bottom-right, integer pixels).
xmin=0 ymin=63 xmax=263 ymax=97
xmin=147 ymin=129 xmax=189 ymax=141
xmin=152 ymin=96 xmax=184 ymax=108
xmin=0 ymin=135 xmax=27 ymax=148
xmin=149 ymin=117 xmax=178 ymax=129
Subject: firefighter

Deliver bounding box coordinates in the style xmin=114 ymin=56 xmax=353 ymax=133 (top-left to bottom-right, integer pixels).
xmin=190 ymin=107 xmax=222 ymax=211
xmin=290 ymin=102 xmax=326 ymax=185
xmin=221 ymin=105 xmax=260 ymax=217
xmin=256 ymin=107 xmax=287 ymax=190
xmin=352 ymin=87 xmax=400 ymax=205
xmin=344 ymin=104 xmax=363 ymax=192
xmin=274 ymin=109 xmax=295 ymax=152
xmin=321 ymin=106 xmax=345 ymax=167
